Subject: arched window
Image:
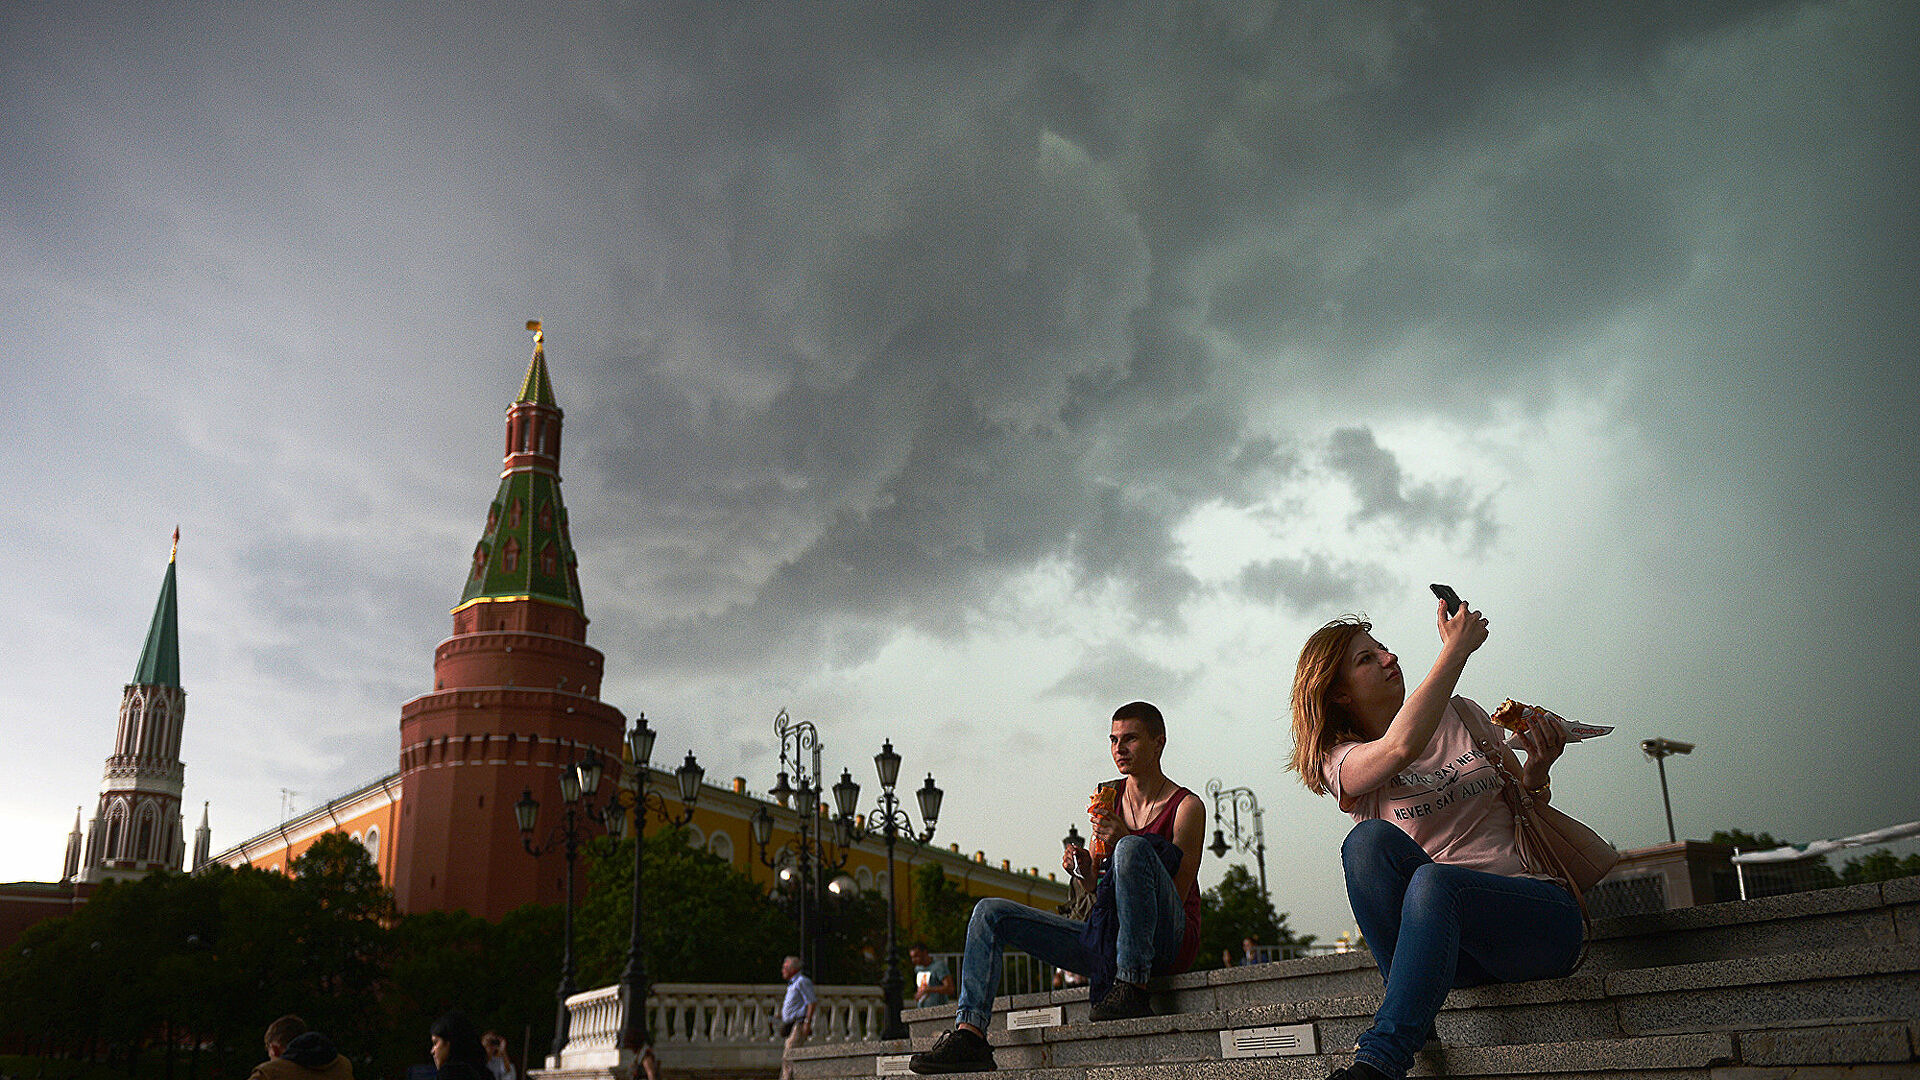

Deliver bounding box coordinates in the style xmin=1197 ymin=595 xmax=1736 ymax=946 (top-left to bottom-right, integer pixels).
xmin=365 ymin=827 xmax=380 ymax=864
xmin=685 ymin=824 xmax=706 ymax=850
xmin=855 ymin=865 xmax=874 ymax=891
xmin=503 ymin=538 xmax=520 ymax=572
xmin=707 ymin=830 xmax=734 ymax=864
xmin=136 ymin=805 xmax=157 ymax=861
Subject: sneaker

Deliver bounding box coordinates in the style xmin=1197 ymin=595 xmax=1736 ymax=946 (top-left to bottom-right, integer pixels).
xmin=1327 ymin=1061 xmax=1392 ymax=1080
xmin=908 ymin=1028 xmax=995 ymax=1074
xmin=1088 ymin=980 xmax=1152 ymax=1022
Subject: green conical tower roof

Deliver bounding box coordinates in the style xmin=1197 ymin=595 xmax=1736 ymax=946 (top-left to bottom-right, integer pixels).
xmin=133 ymin=530 xmax=181 ymax=687
xmin=518 ymin=337 xmax=556 ymax=405
xmin=455 ymin=326 xmax=584 ymax=615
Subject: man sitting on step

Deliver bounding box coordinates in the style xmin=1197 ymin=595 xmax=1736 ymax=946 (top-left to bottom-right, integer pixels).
xmin=909 ymin=701 xmax=1205 ymax=1074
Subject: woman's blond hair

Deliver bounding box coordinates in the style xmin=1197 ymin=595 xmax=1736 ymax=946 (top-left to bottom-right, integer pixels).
xmin=1289 ymin=616 xmax=1372 ymax=796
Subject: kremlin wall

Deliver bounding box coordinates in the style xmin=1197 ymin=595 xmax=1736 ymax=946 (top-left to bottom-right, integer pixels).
xmin=2 ymin=325 xmax=1063 ymax=948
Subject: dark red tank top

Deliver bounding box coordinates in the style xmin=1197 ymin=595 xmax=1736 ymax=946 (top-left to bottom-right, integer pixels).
xmin=1123 ymin=779 xmax=1203 ymax=974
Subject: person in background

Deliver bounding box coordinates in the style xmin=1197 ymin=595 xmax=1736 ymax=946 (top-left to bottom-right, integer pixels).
xmin=1240 ymin=935 xmax=1262 ymax=966
xmin=910 ymin=942 xmax=954 ymax=1008
xmin=250 ymin=1016 xmax=353 ymax=1080
xmin=480 ymin=1032 xmax=515 ymax=1080
xmin=778 ymin=955 xmax=817 ymax=1080
xmin=429 ymin=1013 xmax=492 ymax=1080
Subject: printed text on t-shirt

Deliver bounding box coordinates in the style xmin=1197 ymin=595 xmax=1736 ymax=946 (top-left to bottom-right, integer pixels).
xmin=1387 ymin=748 xmax=1499 ymax=821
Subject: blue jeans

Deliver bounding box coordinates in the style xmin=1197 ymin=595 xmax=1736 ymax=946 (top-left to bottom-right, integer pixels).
xmin=1343 ymin=819 xmax=1581 ymax=1079
xmin=953 ymin=834 xmax=1184 ymax=1030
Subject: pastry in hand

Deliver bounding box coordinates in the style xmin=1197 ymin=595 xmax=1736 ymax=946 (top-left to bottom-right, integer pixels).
xmin=1489 ymin=698 xmax=1549 ymax=734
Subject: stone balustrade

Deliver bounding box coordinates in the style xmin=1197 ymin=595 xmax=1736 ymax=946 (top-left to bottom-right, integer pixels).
xmin=537 ymin=980 xmax=885 ymax=1079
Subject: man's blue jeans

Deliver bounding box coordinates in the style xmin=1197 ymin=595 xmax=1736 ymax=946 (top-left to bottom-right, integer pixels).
xmin=953 ymin=835 xmax=1184 ymax=1030
xmin=1343 ymin=819 xmax=1582 ymax=1078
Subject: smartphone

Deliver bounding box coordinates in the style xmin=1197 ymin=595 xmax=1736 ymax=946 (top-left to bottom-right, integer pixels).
xmin=1430 ymin=583 xmax=1463 ymax=616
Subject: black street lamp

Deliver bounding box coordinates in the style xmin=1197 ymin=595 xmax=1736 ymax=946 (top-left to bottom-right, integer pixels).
xmin=750 ymin=708 xmax=849 ymax=978
xmin=851 ymin=739 xmax=940 ymax=1040
xmin=616 ymin=712 xmax=704 ymax=1053
xmin=516 ymin=749 xmax=625 ymax=1060
xmin=1205 ymin=779 xmax=1269 ymax=904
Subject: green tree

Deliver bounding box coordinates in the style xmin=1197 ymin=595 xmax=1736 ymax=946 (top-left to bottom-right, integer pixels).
xmin=1839 ymin=848 xmax=1920 ymax=885
xmin=573 ymin=828 xmax=792 ymax=988
xmin=288 ymin=833 xmax=395 ymax=1037
xmin=1196 ymin=864 xmax=1313 ymax=969
xmin=376 ymin=904 xmax=562 ymax=1076
xmin=908 ymin=864 xmax=975 ymax=953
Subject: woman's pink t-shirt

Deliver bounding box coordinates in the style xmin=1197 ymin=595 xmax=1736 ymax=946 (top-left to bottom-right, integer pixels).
xmin=1324 ymin=697 xmax=1529 ymax=877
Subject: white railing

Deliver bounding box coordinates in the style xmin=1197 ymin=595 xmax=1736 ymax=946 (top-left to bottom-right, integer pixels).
xmin=540 ymin=981 xmax=885 ymax=1075
xmin=649 ymin=982 xmax=884 ymax=1045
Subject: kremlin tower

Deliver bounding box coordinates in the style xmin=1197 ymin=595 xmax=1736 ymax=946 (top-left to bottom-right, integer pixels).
xmin=78 ymin=531 xmax=188 ymax=884
xmin=392 ymin=323 xmax=628 ymax=919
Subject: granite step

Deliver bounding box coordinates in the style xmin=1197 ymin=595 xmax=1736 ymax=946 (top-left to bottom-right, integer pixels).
xmin=902 ymin=879 xmax=1920 ymax=1044
xmin=1584 ymin=877 xmax=1920 ymax=973
xmin=795 ymin=1018 xmax=1919 ymax=1079
xmin=795 ymin=944 xmax=1919 ymax=1079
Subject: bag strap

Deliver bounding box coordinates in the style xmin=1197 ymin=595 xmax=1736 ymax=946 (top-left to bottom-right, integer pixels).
xmin=1453 ymin=696 xmax=1596 ymax=935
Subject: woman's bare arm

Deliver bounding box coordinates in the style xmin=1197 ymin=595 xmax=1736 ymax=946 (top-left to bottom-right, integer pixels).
xmin=1332 ymin=602 xmax=1488 ymax=800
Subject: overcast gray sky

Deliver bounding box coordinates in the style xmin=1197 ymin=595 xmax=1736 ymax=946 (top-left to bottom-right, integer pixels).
xmin=4 ymin=1 xmax=1915 ymax=943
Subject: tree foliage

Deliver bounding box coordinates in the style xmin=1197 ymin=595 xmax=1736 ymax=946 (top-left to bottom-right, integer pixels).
xmin=574 ymin=828 xmax=794 ymax=988
xmin=908 ymin=863 xmax=976 ymax=953
xmin=1195 ymin=863 xmax=1313 ymax=969
xmin=0 ymin=840 xmax=558 ymax=1080
xmin=0 ymin=827 xmax=918 ymax=1078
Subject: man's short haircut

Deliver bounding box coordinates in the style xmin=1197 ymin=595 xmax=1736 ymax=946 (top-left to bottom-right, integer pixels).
xmin=265 ymin=1015 xmax=308 ymax=1049
xmin=910 ymin=940 xmax=929 ymax=952
xmin=1111 ymin=700 xmax=1165 ymax=738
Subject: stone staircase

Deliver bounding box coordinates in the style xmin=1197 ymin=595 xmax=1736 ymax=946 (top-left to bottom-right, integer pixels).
xmin=788 ymin=877 xmax=1920 ymax=1079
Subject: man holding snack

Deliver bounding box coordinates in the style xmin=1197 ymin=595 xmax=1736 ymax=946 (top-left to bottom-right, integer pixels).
xmin=910 ymin=700 xmax=1205 ymax=1074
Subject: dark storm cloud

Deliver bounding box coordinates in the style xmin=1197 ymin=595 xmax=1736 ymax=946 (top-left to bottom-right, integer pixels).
xmin=1044 ymin=645 xmax=1199 ymax=706
xmin=1324 ymin=427 xmax=1495 ymax=540
xmin=541 ymin=0 xmax=1830 ymax=673
xmin=1238 ymin=554 xmax=1385 ymax=612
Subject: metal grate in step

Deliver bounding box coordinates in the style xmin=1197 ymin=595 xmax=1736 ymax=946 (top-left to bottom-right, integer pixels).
xmin=1221 ymin=1022 xmax=1318 ymax=1059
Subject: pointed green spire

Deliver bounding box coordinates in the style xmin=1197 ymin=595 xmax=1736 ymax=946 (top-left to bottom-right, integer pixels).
xmin=456 ymin=326 xmax=583 ymax=615
xmin=133 ymin=529 xmax=181 ymax=688
xmin=518 ymin=320 xmax=556 ymax=405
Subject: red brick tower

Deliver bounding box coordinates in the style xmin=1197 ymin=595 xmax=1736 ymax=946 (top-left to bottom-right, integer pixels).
xmin=393 ymin=323 xmax=626 ymax=919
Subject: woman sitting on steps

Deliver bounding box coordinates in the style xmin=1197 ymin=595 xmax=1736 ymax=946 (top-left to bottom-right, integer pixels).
xmin=1289 ymin=599 xmax=1582 ymax=1080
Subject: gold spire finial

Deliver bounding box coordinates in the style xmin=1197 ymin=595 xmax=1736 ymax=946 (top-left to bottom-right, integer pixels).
xmin=170 ymin=526 xmax=179 ymax=563
xmin=527 ymin=319 xmax=543 ymax=347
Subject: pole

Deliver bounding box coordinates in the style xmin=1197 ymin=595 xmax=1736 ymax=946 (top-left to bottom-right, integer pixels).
xmin=618 ymin=764 xmax=650 ymax=1051
xmin=1657 ymin=754 xmax=1676 ymax=844
xmin=879 ymin=791 xmax=906 ymax=1040
xmin=553 ymin=806 xmax=578 ymax=1060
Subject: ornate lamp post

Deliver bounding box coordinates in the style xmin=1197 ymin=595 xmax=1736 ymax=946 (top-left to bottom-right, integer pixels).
xmin=616 ymin=712 xmax=704 ymax=1053
xmin=851 ymin=740 xmax=940 ymax=1040
xmin=751 ymin=708 xmax=840 ymax=977
xmin=516 ymin=749 xmax=625 ymax=1060
xmin=1205 ymin=779 xmax=1269 ymax=903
